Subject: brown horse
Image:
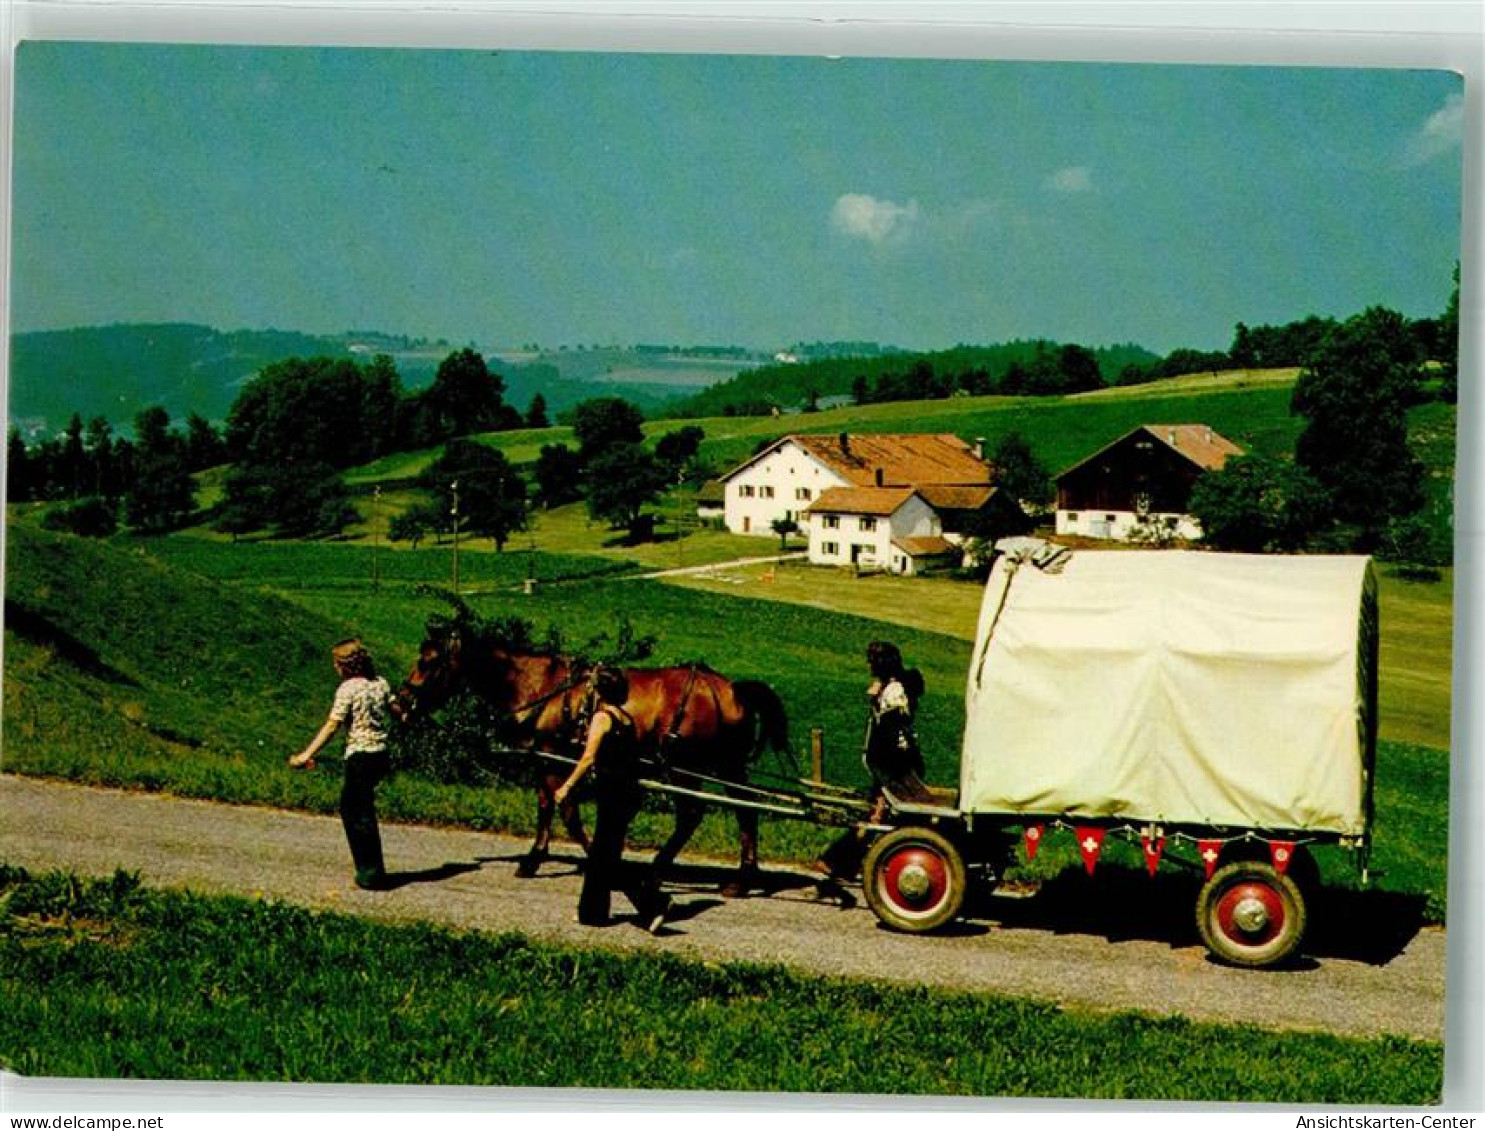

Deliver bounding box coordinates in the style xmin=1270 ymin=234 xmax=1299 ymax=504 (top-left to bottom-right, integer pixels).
xmin=392 ymin=626 xmax=790 ymax=896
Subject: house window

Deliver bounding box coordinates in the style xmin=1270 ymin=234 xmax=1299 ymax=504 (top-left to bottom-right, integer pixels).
xmin=821 ymin=541 xmax=839 ymax=556
xmin=796 ymin=488 xmax=812 ymax=501
xmin=739 ymin=485 xmax=755 ymax=498
xmin=859 ymin=517 xmax=877 ymax=532
xmin=821 ymin=515 xmax=840 ymax=529
xmin=1067 ymin=512 xmax=1079 ymax=522
xmin=760 ymin=485 xmax=775 ymax=499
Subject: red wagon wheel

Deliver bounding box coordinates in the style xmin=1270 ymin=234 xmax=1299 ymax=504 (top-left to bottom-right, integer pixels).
xmin=863 ymin=826 xmax=968 ymax=933
xmin=1196 ymin=860 xmax=1308 ymax=968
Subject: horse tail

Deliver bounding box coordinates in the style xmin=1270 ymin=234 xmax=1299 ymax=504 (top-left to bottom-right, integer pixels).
xmin=733 ymin=679 xmax=789 ymax=759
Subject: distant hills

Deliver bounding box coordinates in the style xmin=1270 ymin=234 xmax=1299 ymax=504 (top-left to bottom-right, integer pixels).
xmin=6 ymin=323 xmax=778 ymax=437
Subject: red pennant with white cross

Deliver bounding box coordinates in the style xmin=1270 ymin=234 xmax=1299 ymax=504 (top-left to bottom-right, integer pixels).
xmin=1076 ymin=827 xmax=1106 ymax=875
xmin=1197 ymin=839 xmax=1223 ymax=880
xmin=1023 ymin=824 xmax=1045 ymax=861
xmin=1269 ymin=840 xmax=1296 ymax=876
xmin=1141 ymin=835 xmax=1165 ymax=877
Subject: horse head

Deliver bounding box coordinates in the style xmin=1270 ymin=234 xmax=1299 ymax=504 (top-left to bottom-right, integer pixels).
xmin=392 ymin=626 xmax=465 ymax=723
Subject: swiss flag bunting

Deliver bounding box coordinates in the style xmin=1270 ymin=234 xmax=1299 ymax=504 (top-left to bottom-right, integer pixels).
xmin=1269 ymin=840 xmax=1296 ymax=876
xmin=1198 ymin=839 xmax=1223 ymax=880
xmin=1141 ymin=834 xmax=1165 ymax=877
xmin=1023 ymin=824 xmax=1045 ymax=861
xmin=1076 ymin=827 xmax=1106 ymax=875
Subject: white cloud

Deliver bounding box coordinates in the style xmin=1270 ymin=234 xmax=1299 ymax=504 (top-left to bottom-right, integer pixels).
xmin=1047 ymin=166 xmax=1093 ymax=194
xmin=1404 ymin=91 xmax=1464 ymax=166
xmin=830 ymin=193 xmax=920 ymax=245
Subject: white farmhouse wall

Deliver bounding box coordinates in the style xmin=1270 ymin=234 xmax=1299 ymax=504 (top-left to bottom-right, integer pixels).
xmin=808 ymin=496 xmax=940 ymax=570
xmin=1055 ymin=508 xmax=1204 ymax=542
xmin=725 ymin=442 xmax=846 ymax=535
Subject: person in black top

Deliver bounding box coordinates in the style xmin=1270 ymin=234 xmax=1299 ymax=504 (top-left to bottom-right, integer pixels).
xmin=555 ymin=667 xmax=671 ymax=932
xmin=815 ymin=640 xmax=926 ymax=882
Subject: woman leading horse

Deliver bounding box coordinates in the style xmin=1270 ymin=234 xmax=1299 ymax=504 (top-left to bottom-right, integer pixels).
xmin=393 ymin=623 xmax=789 ymax=897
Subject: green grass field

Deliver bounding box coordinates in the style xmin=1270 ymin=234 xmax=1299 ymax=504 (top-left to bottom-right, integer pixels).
xmin=0 ymin=867 xmax=1442 ymax=1102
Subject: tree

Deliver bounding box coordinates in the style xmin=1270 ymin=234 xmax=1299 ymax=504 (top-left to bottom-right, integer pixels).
xmin=533 ymin=443 xmax=584 ymax=508
xmin=1291 ymin=307 xmax=1427 ymax=537
xmin=770 ymin=516 xmax=799 ymax=549
xmin=1056 ymin=344 xmax=1103 ymax=392
xmin=7 ymin=428 xmax=33 ymax=502
xmin=585 ymin=442 xmax=666 ymax=540
xmin=1440 ymin=262 xmax=1460 ymax=404
xmin=389 ymin=502 xmax=444 ymax=550
xmin=183 ymin=413 xmax=226 ymax=473
xmin=423 ymin=348 xmax=507 ymax=439
xmin=655 ymin=425 xmax=704 ymax=479
xmin=571 ymin=397 xmax=644 ymax=464
xmin=1187 ymin=455 xmax=1327 ymax=552
xmin=988 ymin=431 xmax=1053 ymax=506
xmin=421 ymin=439 xmax=528 ymax=551
xmin=125 ymin=406 xmax=196 ymax=533
xmin=526 ymin=393 xmax=550 ymax=429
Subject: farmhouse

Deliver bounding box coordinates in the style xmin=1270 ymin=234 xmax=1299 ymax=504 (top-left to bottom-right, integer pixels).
xmin=717 ymin=432 xmax=1027 ymax=572
xmin=803 ymin=486 xmax=958 ymax=574
xmin=1055 ymin=424 xmax=1243 ymax=542
xmin=718 ymin=432 xmax=993 ymax=535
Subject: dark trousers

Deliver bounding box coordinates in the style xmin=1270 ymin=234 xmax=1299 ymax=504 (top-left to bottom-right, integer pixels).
xmin=340 ymin=750 xmax=390 ymax=884
xmin=578 ymin=780 xmax=663 ymax=925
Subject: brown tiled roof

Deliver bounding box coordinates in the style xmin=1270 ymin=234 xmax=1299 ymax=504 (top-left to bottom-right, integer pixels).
xmin=803 ymin=485 xmax=918 ymax=517
xmin=1056 ymin=424 xmax=1244 ymax=480
xmin=789 ymin=433 xmax=991 ymax=487
xmin=892 ymin=535 xmax=957 ymax=557
xmin=1145 ymin=425 xmax=1244 ymax=470
xmin=914 ymin=483 xmax=995 ymax=511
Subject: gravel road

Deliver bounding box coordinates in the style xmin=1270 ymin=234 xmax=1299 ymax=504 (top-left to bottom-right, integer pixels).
xmin=0 ymin=773 xmax=1446 ymax=1043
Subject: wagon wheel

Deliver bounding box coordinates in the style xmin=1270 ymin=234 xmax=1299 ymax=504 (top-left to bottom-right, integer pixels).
xmin=863 ymin=827 xmax=967 ymax=933
xmin=1196 ymin=861 xmax=1308 ymax=968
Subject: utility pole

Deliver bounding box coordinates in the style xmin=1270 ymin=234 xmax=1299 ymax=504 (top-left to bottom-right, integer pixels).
xmin=450 ymin=479 xmax=461 ymax=593
xmin=371 ymin=485 xmax=381 ymax=591
xmin=675 ymin=468 xmax=685 ymax=570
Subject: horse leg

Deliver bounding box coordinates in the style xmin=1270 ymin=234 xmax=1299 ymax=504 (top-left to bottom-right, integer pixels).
xmin=719 ymin=805 xmax=761 ymax=899
xmin=520 ymin=771 xmax=589 ymax=877
xmin=516 ymin=777 xmax=559 ymax=878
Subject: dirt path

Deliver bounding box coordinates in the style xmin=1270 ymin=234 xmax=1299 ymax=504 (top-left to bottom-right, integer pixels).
xmin=0 ymin=774 xmax=1446 ymax=1043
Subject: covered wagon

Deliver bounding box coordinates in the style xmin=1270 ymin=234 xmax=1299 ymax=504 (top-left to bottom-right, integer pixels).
xmin=863 ymin=542 xmax=1379 ymax=968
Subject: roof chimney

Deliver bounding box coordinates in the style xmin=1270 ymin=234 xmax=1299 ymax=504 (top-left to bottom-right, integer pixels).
xmin=1168 ymin=429 xmax=1177 ymax=446
xmin=974 ymin=436 xmax=986 ymax=460
xmin=838 ymin=433 xmax=850 ymax=456
xmin=1205 ymin=428 xmax=1213 ymax=444
xmin=875 ymin=467 xmax=884 ymax=487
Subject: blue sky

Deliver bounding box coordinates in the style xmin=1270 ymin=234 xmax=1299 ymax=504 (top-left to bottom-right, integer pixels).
xmin=11 ymin=43 xmax=1464 ymax=354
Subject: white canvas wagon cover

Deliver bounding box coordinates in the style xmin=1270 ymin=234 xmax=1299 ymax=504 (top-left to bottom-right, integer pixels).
xmin=961 ymin=548 xmax=1378 ymax=835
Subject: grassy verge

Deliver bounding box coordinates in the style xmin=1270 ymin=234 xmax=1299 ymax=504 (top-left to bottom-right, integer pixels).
xmin=0 ymin=867 xmax=1441 ymax=1102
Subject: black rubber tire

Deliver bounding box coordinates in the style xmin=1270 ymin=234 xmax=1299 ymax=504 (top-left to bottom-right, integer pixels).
xmin=1196 ymin=860 xmax=1308 ymax=968
xmin=862 ymin=826 xmax=968 ymax=933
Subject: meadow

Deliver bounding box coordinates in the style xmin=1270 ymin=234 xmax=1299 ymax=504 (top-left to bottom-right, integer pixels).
xmin=0 ymin=866 xmax=1442 ymax=1102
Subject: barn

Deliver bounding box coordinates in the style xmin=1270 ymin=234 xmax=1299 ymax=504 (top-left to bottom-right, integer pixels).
xmin=1055 ymin=424 xmax=1243 ymax=542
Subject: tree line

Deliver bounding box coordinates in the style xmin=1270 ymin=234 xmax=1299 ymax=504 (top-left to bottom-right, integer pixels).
xmin=9 ymin=344 xmax=703 ymax=548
